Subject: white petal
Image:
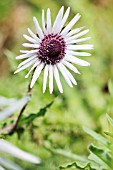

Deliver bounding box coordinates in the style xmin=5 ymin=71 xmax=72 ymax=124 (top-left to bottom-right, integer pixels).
xmin=14 ymin=58 xmax=37 ymax=74
xmin=0 ymin=96 xmax=30 ymax=121
xmin=65 ymin=55 xmax=90 ymax=66
xmin=61 ymin=13 xmax=81 ymax=36
xmin=66 ymin=37 xmax=91 ymax=44
xmin=20 ymin=49 xmax=38 ymax=54
xmin=52 ymin=6 xmax=64 ymax=34
xmin=33 ymin=17 xmax=44 ymax=39
xmin=61 ymin=63 xmax=77 ymax=85
xmin=67 ymin=44 xmax=94 ymax=50
xmin=42 ymin=10 xmax=47 ymax=34
xmin=62 ymin=60 xmax=80 ymax=74
xmin=0 ymin=158 xmax=23 ymax=170
xmin=0 ymin=165 xmax=5 ymax=170
xmin=27 ymin=28 xmax=41 ymax=43
xmin=30 ymin=63 xmax=44 ymax=88
xmin=66 ymin=50 xmax=91 ymax=56
xmin=16 ymin=53 xmax=36 ymax=60
xmin=23 ymin=34 xmax=38 ymax=44
xmin=20 ymin=50 xmax=30 ymax=53
xmin=60 ymin=7 xmax=70 ymax=31
xmin=57 ymin=62 xmax=73 ymax=88
xmin=17 ymin=56 xmax=37 ymax=68
xmin=16 ymin=50 xmax=38 ymax=60
xmin=25 ymin=60 xmax=40 ymax=78
xmin=46 ymin=8 xmax=51 ymax=33
xmin=22 ymin=43 xmax=39 ymax=48
xmin=43 ymin=65 xmax=49 ymax=93
xmin=53 ymin=65 xmax=63 ymax=93
xmin=66 ymin=26 xmax=85 ymax=38
xmin=0 ymin=139 xmax=41 ymax=164
xmin=66 ymin=29 xmax=89 ymax=42
xmin=49 ymin=65 xmax=53 ymax=94
xmin=0 ymin=96 xmax=17 ymax=107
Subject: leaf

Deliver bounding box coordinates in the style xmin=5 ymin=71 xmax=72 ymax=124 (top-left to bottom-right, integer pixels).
xmin=44 ymin=141 xmax=87 ymax=162
xmin=36 ymin=101 xmax=53 ymax=117
xmin=0 ymin=139 xmax=41 ymax=164
xmin=106 ymin=114 xmax=113 ymax=127
xmin=83 ymin=127 xmax=110 ymax=147
xmin=0 ymin=96 xmax=31 ymax=121
xmin=19 ymin=101 xmax=53 ymax=126
xmin=88 ymin=153 xmax=106 ymax=170
xmin=59 ymin=161 xmax=92 ymax=170
xmin=88 ymin=144 xmax=112 ymax=170
xmin=44 ymin=142 xmax=97 ymax=170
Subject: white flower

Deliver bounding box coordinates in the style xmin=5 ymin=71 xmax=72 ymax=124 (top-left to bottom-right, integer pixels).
xmin=14 ymin=6 xmax=93 ymax=94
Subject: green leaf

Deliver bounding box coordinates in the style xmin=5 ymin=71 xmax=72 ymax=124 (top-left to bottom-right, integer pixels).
xmin=44 ymin=141 xmax=91 ymax=169
xmin=88 ymin=144 xmax=112 ymax=170
xmin=106 ymin=114 xmax=113 ymax=127
xmin=44 ymin=142 xmax=99 ymax=170
xmin=88 ymin=153 xmax=106 ymax=170
xmin=19 ymin=101 xmax=53 ymax=126
xmin=59 ymin=161 xmax=92 ymax=170
xmin=83 ymin=127 xmax=110 ymax=147
xmin=44 ymin=141 xmax=87 ymax=162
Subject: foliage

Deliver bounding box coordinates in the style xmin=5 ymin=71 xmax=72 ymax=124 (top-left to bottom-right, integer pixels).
xmin=47 ymin=115 xmax=113 ymax=170
xmin=18 ymin=101 xmax=53 ymax=127
xmin=0 ymin=0 xmax=113 ymax=169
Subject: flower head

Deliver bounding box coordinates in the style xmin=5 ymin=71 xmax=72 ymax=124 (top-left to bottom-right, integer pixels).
xmin=14 ymin=6 xmax=93 ymax=93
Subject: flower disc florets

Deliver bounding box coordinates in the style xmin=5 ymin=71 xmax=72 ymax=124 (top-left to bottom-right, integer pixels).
xmin=38 ymin=34 xmax=66 ymax=65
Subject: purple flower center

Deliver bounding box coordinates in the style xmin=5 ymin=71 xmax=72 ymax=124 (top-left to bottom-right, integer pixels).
xmin=38 ymin=34 xmax=66 ymax=65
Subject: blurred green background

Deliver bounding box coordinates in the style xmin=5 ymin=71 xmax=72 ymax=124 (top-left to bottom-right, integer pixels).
xmin=0 ymin=0 xmax=113 ymax=169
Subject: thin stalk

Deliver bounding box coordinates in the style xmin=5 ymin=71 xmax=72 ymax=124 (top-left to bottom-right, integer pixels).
xmin=12 ymin=81 xmax=32 ymax=132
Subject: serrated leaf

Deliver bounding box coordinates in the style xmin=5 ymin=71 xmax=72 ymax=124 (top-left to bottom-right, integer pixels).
xmin=44 ymin=142 xmax=99 ymax=170
xmin=83 ymin=127 xmax=110 ymax=147
xmin=106 ymin=114 xmax=113 ymax=127
xmin=36 ymin=101 xmax=53 ymax=117
xmin=59 ymin=161 xmax=92 ymax=170
xmin=19 ymin=101 xmax=53 ymax=126
xmin=88 ymin=144 xmax=112 ymax=170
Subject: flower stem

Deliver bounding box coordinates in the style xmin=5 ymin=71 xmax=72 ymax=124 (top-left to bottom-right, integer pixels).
xmin=12 ymin=83 xmax=32 ymax=132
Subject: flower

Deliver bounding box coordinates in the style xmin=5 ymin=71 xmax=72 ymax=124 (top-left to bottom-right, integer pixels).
xmin=14 ymin=6 xmax=93 ymax=94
